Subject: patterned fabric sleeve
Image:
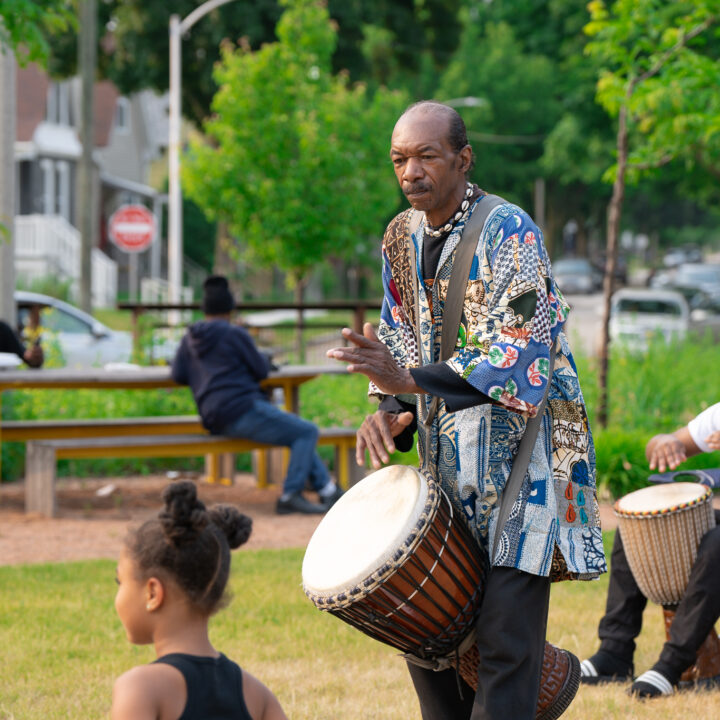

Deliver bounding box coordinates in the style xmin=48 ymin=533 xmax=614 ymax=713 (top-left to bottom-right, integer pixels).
xmin=369 ymin=211 xmax=420 ymax=400
xmin=446 ymin=206 xmax=570 ymax=417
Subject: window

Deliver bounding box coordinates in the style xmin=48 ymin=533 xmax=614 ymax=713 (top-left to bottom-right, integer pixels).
xmin=56 ymin=161 xmax=71 ymax=222
xmin=40 ymin=159 xmax=72 ymax=220
xmin=40 ymin=158 xmax=55 ymax=214
xmin=46 ymin=82 xmax=72 ymax=126
xmin=41 ymin=307 xmax=91 ymax=334
xmin=114 ymin=97 xmax=131 ymax=133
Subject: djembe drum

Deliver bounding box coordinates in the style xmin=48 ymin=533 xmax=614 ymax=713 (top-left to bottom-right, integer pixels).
xmin=302 ymin=465 xmax=580 ymax=720
xmin=614 ymin=482 xmax=720 ymax=682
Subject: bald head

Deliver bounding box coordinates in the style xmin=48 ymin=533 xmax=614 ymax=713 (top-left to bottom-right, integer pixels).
xmin=397 ymin=101 xmax=472 ymax=160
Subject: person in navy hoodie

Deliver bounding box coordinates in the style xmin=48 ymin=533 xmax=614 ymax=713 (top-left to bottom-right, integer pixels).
xmin=171 ymin=276 xmax=342 ymax=515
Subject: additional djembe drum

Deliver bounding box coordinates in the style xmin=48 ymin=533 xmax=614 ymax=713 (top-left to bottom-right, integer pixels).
xmin=303 ymin=465 xmax=580 ymax=720
xmin=614 ymin=482 xmax=720 ymax=683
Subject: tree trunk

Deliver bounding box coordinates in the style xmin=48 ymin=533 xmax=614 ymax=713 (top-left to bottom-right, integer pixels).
xmin=294 ymin=279 xmax=307 ymax=363
xmin=78 ymin=0 xmax=97 ymax=313
xmin=598 ymin=103 xmax=630 ymax=428
xmin=0 ymin=48 xmax=16 ymax=325
xmin=212 ymin=221 xmax=234 ymax=277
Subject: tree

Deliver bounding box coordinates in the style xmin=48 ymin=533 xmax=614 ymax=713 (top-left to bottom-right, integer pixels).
xmin=0 ymin=0 xmax=73 ymax=64
xmin=585 ymin=0 xmax=720 ymax=426
xmin=183 ymin=0 xmax=406 ymax=299
xmin=48 ymin=0 xmax=461 ymax=128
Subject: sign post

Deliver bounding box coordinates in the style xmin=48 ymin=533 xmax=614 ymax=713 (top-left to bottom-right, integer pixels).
xmin=109 ymin=204 xmax=156 ymax=301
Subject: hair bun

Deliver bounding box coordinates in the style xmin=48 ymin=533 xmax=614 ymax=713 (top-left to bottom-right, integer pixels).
xmin=208 ymin=505 xmax=252 ymax=549
xmin=160 ymin=481 xmax=208 ymax=543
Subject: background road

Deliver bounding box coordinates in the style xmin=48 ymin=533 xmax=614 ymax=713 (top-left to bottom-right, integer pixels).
xmin=563 ymin=292 xmax=603 ymax=357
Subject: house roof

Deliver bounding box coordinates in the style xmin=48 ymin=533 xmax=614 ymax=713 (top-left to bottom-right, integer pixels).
xmin=16 ymin=64 xmax=48 ymax=143
xmin=15 ymin=63 xmax=118 ymax=148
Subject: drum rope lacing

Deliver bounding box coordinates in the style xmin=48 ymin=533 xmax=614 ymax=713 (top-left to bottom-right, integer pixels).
xmin=392 ymin=489 xmax=453 ymax=614
xmin=614 ymin=487 xmax=711 ymax=518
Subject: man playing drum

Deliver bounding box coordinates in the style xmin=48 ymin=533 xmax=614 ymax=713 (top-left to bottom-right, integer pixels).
xmin=327 ymin=101 xmax=607 ymax=720
xmin=581 ymin=403 xmax=720 ymax=698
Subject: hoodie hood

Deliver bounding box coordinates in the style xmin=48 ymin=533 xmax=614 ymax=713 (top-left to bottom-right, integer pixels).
xmin=187 ymin=320 xmax=229 ymax=357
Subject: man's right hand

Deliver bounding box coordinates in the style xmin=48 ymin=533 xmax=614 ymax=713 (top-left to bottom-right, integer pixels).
xmin=357 ymin=410 xmax=414 ymax=469
xmin=646 ymin=433 xmax=687 ymax=472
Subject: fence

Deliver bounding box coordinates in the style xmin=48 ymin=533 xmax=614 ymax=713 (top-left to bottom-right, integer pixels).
xmin=117 ymin=300 xmax=383 ymax=364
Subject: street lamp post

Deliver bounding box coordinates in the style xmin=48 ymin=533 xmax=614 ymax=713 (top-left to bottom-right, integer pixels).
xmin=168 ymin=0 xmax=237 ymax=316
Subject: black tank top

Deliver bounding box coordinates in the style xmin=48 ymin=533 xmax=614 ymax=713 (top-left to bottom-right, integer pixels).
xmin=153 ymin=653 xmax=253 ymax=720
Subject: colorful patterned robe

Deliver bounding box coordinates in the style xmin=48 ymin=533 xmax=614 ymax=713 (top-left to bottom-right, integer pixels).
xmin=373 ymin=196 xmax=607 ymax=581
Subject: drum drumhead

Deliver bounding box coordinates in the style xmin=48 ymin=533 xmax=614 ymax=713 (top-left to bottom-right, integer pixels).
xmin=615 ymin=482 xmax=711 ymax=516
xmin=302 ymin=465 xmax=429 ymax=599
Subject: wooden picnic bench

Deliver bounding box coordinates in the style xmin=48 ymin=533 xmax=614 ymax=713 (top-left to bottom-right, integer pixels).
xmin=24 ymin=426 xmax=363 ymax=516
xmin=0 ymin=364 xmax=359 ymax=499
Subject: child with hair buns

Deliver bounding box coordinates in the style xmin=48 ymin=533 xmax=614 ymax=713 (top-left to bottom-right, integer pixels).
xmin=111 ymin=481 xmax=288 ymax=720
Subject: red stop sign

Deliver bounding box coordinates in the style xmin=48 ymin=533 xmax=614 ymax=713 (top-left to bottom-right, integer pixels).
xmin=108 ymin=204 xmax=156 ymax=253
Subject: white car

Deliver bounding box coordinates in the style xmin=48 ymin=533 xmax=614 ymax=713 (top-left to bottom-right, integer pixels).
xmin=14 ymin=290 xmax=132 ymax=369
xmin=609 ymin=288 xmax=689 ymax=351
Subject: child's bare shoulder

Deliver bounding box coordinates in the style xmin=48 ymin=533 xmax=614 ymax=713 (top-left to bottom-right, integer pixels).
xmin=111 ymin=664 xmax=186 ymax=720
xmin=241 ymin=669 xmax=288 ymax=720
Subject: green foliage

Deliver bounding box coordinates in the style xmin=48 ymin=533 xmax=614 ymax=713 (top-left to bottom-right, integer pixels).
xmin=0 ymin=0 xmax=74 ymax=65
xmin=436 ymin=20 xmax=559 ymax=206
xmin=183 ymin=0 xmax=407 ymax=288
xmin=17 ymin=274 xmax=73 ymax=303
xmin=585 ymin=0 xmax=720 ymax=186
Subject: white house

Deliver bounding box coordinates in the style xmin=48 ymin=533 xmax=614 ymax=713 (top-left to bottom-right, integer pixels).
xmin=14 ymin=63 xmax=168 ymax=307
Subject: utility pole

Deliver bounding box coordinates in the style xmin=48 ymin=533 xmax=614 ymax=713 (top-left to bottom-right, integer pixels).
xmin=77 ymin=0 xmax=96 ymax=313
xmin=168 ymin=0 xmax=237 ymax=322
xmin=0 ymin=48 xmax=16 ymax=325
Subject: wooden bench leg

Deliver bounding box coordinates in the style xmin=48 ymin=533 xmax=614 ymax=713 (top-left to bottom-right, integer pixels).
xmin=25 ymin=442 xmax=57 ymax=517
xmin=219 ymin=453 xmax=235 ymax=485
xmin=204 ymin=453 xmax=220 ymax=484
xmin=253 ymin=450 xmax=268 ymax=488
xmin=334 ymin=439 xmax=364 ymax=490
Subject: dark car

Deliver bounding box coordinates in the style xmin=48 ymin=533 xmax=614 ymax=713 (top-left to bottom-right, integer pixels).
xmin=552 ymin=258 xmax=602 ymax=295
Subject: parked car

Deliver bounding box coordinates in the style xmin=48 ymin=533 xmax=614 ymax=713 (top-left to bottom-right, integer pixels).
xmin=662 ymin=245 xmax=703 ymax=268
xmin=14 ymin=291 xmax=132 ymax=369
xmin=552 ymin=257 xmax=602 ymax=295
xmin=650 ymin=261 xmax=720 ymax=297
xmin=609 ymin=288 xmax=690 ymax=351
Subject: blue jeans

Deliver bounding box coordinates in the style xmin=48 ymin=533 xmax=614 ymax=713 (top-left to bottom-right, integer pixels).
xmin=221 ymin=398 xmax=330 ymax=495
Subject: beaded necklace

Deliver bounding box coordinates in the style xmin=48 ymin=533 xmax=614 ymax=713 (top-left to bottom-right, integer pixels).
xmin=424 ymin=182 xmax=475 ymax=238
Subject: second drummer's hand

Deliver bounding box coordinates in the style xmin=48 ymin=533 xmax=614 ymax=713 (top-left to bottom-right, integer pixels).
xmin=356 ymin=410 xmax=415 ymax=469
xmin=646 ymin=433 xmax=687 ymax=472
xmin=326 ymin=323 xmax=424 ymax=395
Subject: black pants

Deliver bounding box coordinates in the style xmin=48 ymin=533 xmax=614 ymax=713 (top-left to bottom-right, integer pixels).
xmin=407 ymin=566 xmax=551 ymax=720
xmin=598 ymin=510 xmax=720 ymax=680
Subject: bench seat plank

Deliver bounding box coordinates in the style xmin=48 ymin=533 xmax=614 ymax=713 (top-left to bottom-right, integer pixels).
xmin=24 ymin=427 xmax=362 ymax=516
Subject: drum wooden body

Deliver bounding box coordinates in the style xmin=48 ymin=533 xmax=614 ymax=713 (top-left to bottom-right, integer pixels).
xmin=302 ymin=465 xmax=488 ymax=659
xmin=304 ymin=465 xmax=581 ymax=719
xmin=614 ymin=482 xmax=716 ymax=605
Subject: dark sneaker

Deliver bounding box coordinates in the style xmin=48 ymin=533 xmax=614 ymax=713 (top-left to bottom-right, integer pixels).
xmin=629 ymin=670 xmax=675 ymax=698
xmin=276 ymin=493 xmax=326 ymax=515
xmin=580 ymin=650 xmax=634 ymax=685
xmin=321 ymin=486 xmax=344 ymax=510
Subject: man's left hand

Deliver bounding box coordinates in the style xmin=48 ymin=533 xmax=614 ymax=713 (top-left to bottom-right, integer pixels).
xmin=326 ymin=323 xmax=423 ymax=395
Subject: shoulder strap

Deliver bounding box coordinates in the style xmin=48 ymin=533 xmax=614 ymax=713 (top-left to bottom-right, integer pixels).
xmin=411 ymin=193 xmax=505 ymax=425
xmin=491 ymin=341 xmax=557 ymax=561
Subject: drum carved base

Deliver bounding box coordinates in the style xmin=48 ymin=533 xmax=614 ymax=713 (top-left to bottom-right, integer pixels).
xmin=663 ymin=608 xmax=720 ymax=683
xmin=453 ymin=641 xmax=580 ymax=720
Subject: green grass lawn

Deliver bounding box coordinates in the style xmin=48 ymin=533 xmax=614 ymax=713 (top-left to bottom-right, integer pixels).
xmin=1 ymin=533 xmax=718 ymax=719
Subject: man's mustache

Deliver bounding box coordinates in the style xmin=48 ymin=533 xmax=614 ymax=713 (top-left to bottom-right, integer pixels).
xmin=404 ymin=183 xmax=431 ymax=195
